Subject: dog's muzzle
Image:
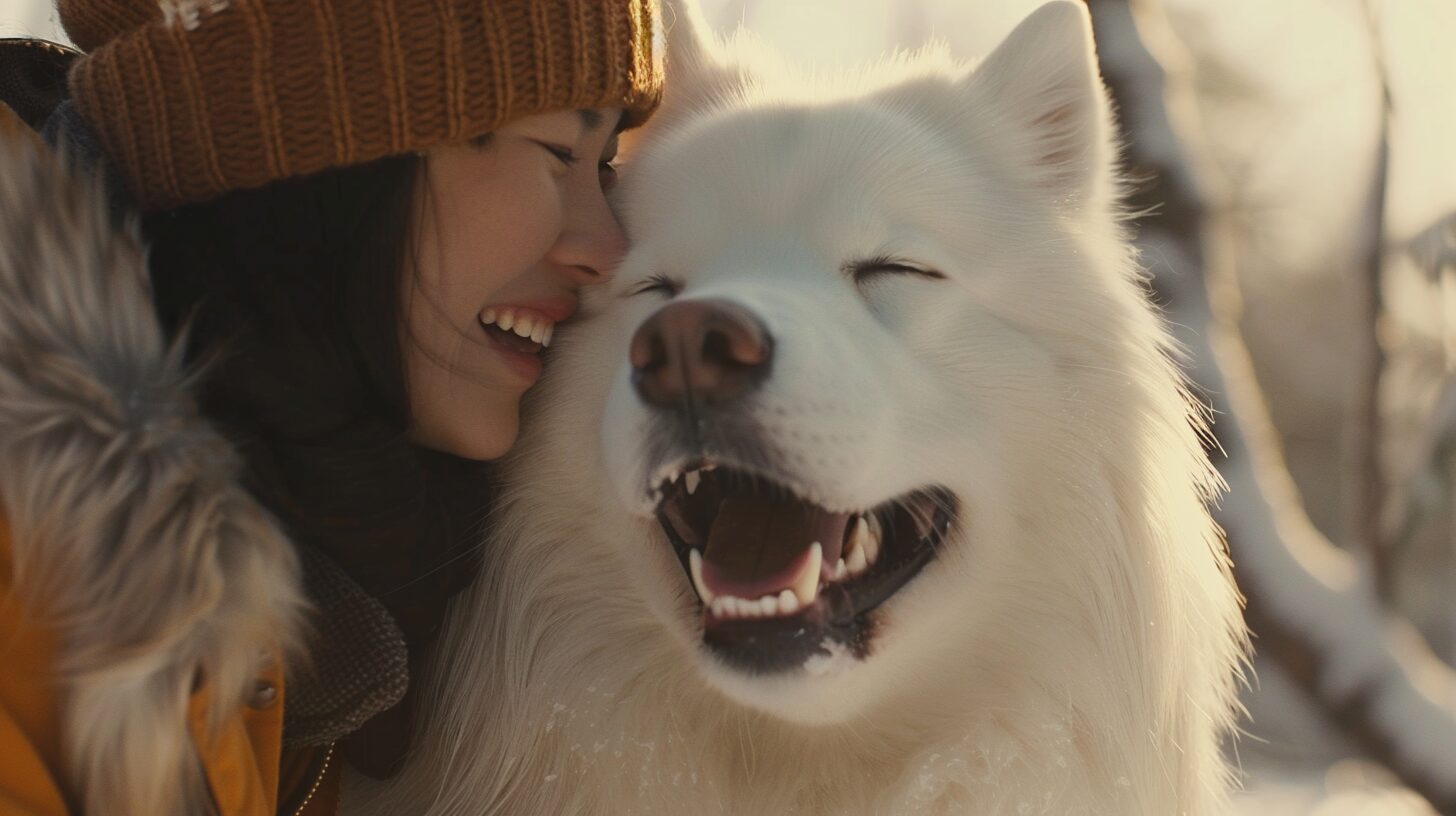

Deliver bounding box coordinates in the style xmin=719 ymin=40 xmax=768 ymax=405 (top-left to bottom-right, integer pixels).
xmin=629 ymin=298 xmax=960 ymax=674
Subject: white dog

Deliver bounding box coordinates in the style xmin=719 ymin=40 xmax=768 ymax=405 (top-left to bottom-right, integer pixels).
xmin=354 ymin=2 xmax=1247 ymax=813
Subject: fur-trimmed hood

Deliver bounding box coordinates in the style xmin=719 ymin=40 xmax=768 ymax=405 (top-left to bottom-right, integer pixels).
xmin=0 ymin=106 xmax=306 ymax=814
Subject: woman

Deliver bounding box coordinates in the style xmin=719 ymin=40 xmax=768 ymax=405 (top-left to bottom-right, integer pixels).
xmin=0 ymin=0 xmax=661 ymax=813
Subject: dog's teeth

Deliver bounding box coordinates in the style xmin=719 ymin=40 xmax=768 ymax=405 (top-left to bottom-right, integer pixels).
xmin=701 ymin=546 xmax=825 ymax=619
xmin=497 ymin=310 xmax=515 ymax=331
xmin=793 ymin=543 xmax=823 ymax=607
xmin=864 ymin=515 xmax=882 ymax=565
xmin=689 ymin=550 xmax=714 ymax=605
xmin=778 ymin=589 xmax=799 ymax=615
xmin=759 ymin=594 xmax=779 ymax=617
xmin=839 ymin=516 xmax=872 ymax=578
xmin=514 ymin=315 xmax=535 ymax=339
xmin=530 ymin=322 xmax=546 ymax=344
xmin=480 ymin=307 xmax=497 ymax=326
xmin=541 ymin=324 xmax=554 ymax=348
xmin=685 ymin=471 xmax=701 ymax=495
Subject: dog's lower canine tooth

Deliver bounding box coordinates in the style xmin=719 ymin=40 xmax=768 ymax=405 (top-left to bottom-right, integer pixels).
xmin=846 ymin=516 xmax=869 ymax=555
xmin=864 ymin=515 xmax=882 ymax=564
xmin=690 ymin=549 xmax=714 ymax=605
xmin=685 ymin=471 xmax=701 ymax=495
xmin=794 ymin=543 xmax=823 ymax=607
xmin=843 ymin=516 xmax=872 ymax=577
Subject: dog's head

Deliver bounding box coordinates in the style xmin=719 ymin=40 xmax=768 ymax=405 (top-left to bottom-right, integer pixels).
xmin=528 ymin=1 xmax=1189 ymax=725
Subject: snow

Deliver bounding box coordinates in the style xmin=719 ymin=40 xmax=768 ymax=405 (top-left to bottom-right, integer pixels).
xmin=0 ymin=0 xmax=68 ymax=44
xmin=1234 ymin=764 xmax=1435 ymax=816
xmin=1139 ymin=0 xmax=1456 ymax=805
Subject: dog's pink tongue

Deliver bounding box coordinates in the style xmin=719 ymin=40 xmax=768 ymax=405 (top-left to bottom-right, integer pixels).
xmin=701 ymin=493 xmax=847 ymax=600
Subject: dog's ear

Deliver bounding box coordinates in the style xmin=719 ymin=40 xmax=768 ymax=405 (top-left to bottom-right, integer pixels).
xmin=620 ymin=0 xmax=739 ymax=157
xmin=963 ymin=1 xmax=1115 ymax=206
xmin=660 ymin=0 xmax=726 ymax=96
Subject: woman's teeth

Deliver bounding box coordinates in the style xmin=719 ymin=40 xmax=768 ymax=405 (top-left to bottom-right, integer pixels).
xmin=480 ymin=307 xmax=555 ymax=347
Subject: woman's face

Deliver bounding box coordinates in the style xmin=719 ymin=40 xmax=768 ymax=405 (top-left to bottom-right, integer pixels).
xmin=404 ymin=108 xmax=625 ymax=460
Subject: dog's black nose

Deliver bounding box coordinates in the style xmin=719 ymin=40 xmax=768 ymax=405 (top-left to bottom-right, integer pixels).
xmin=630 ymin=299 xmax=773 ymax=409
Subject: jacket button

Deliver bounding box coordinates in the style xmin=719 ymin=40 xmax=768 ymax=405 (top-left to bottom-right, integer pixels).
xmin=249 ymin=680 xmax=278 ymax=709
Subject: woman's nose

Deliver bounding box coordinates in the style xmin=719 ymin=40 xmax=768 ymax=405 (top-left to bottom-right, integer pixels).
xmin=549 ymin=184 xmax=628 ymax=285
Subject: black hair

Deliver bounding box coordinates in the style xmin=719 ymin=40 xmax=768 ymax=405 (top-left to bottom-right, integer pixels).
xmin=144 ymin=154 xmax=488 ymax=654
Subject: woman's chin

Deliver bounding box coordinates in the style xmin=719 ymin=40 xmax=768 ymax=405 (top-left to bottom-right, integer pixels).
xmin=410 ymin=402 xmax=519 ymax=462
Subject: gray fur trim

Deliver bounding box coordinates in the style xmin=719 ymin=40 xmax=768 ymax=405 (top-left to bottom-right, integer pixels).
xmin=0 ymin=125 xmax=306 ymax=813
xmin=40 ymin=100 xmax=131 ymax=221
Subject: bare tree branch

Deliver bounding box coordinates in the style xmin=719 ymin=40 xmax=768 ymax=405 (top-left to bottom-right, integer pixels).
xmin=1350 ymin=0 xmax=1394 ymax=598
xmin=1088 ymin=0 xmax=1456 ymax=809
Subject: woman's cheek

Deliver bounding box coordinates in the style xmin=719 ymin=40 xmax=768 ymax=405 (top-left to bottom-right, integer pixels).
xmin=517 ymin=172 xmax=568 ymax=251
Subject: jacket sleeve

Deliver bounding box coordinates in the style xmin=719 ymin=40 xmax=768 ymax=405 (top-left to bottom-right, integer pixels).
xmin=0 ymin=517 xmax=71 ymax=815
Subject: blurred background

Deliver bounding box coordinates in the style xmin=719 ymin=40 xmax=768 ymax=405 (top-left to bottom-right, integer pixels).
xmin=5 ymin=0 xmax=1455 ymax=812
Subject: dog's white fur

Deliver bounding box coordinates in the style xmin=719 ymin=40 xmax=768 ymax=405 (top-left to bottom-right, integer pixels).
xmin=354 ymin=3 xmax=1247 ymax=813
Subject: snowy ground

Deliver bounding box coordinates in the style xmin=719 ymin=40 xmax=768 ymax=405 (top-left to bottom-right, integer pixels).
xmin=1227 ymin=658 xmax=1438 ymax=814
xmin=1234 ymin=761 xmax=1433 ymax=816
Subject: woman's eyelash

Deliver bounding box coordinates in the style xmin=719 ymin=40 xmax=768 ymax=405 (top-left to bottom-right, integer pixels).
xmin=537 ymin=142 xmax=579 ymax=166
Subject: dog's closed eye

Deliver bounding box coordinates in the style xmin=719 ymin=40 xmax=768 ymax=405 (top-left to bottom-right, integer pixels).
xmin=844 ymin=256 xmax=946 ymax=284
xmin=626 ymin=273 xmax=681 ymax=298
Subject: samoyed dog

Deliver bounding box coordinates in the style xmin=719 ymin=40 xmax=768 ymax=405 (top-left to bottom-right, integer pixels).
xmin=356 ymin=2 xmax=1246 ymax=813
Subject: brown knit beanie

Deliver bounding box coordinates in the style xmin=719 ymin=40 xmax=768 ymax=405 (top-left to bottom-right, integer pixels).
xmin=58 ymin=0 xmax=663 ymax=212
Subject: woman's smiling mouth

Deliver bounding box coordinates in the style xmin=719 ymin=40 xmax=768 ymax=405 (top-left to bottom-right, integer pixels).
xmin=478 ymin=301 xmax=576 ymax=381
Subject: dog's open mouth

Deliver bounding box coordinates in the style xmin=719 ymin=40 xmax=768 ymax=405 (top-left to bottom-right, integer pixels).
xmin=653 ymin=463 xmax=958 ymax=673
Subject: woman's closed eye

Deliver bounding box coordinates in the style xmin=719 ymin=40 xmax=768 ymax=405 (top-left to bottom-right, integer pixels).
xmin=535 ymin=141 xmax=619 ymax=191
xmin=535 ymin=141 xmax=579 ymax=167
